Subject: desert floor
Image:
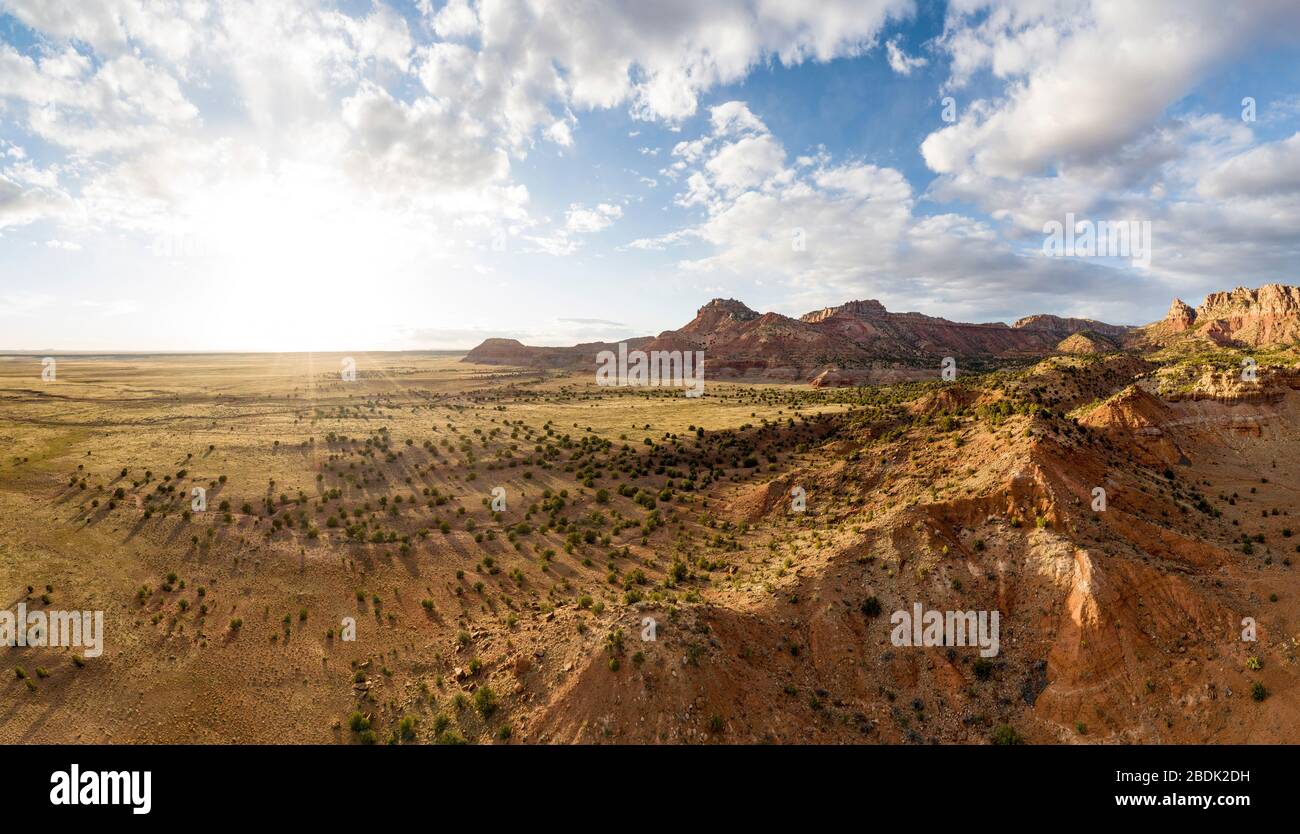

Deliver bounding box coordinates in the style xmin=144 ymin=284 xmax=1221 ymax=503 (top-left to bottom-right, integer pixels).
xmin=1 ymin=352 xmax=1296 ymax=744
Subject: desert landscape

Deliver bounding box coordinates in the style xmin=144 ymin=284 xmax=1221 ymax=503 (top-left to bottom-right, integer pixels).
xmin=5 ymin=0 xmax=1300 ymax=777
xmin=2 ymin=285 xmax=1298 ymax=745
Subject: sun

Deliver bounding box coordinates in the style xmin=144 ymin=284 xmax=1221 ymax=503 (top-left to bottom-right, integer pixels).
xmin=171 ymin=168 xmax=457 ymax=351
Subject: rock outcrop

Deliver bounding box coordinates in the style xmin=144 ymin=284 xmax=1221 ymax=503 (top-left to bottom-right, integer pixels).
xmin=1164 ymin=298 xmax=1197 ymax=332
xmin=1196 ymin=284 xmax=1300 ymax=346
xmin=1056 ymin=331 xmax=1118 ymax=354
xmin=466 ymin=297 xmax=1136 ymax=381
xmin=1013 ymin=314 xmax=1130 ymax=339
xmin=1138 ymin=284 xmax=1300 ymax=348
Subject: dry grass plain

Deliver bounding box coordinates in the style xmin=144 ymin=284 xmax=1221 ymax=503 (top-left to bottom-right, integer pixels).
xmin=2 ymin=350 xmax=1297 ymax=744
xmin=0 ymin=352 xmax=858 ymax=743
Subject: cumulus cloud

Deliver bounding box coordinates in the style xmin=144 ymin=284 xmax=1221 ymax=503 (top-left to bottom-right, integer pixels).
xmin=0 ymin=0 xmax=206 ymax=61
xmin=340 ymin=81 xmax=508 ymax=194
xmin=884 ymin=37 xmax=927 ymax=75
xmin=4 ymin=0 xmax=1300 ymax=339
xmin=519 ymin=200 xmax=624 ymax=256
xmin=331 ymin=3 xmax=414 ymax=70
xmin=650 ymin=99 xmax=1153 ymax=322
xmin=912 ymin=0 xmax=1300 ymax=301
xmin=0 ymin=161 xmax=76 ymax=229
xmin=924 ymin=1 xmax=1300 ymax=178
xmin=0 ymin=183 xmax=69 ymax=229
xmin=430 ymin=0 xmax=478 ymax=40
xmin=565 ymin=202 xmax=623 ymax=234
xmin=0 ymin=44 xmax=197 ymax=156
xmin=0 ymin=0 xmax=921 ymax=253
xmin=1198 ymin=132 xmax=1300 ymax=199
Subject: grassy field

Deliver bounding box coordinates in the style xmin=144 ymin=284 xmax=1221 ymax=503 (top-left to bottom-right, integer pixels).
xmin=5 ymin=350 xmax=1294 ymax=745
xmin=0 ymin=352 xmax=861 ymax=743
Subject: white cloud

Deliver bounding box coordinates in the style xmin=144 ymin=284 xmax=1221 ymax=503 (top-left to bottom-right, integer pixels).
xmin=0 ymin=0 xmax=919 ymax=249
xmin=710 ymin=100 xmax=770 ymax=136
xmin=5 ymin=0 xmax=1300 ymax=346
xmin=908 ymin=0 xmax=1300 ymax=301
xmin=0 ymin=170 xmax=75 ymax=230
xmin=330 ymin=4 xmax=414 ymax=71
xmin=658 ymin=98 xmax=1160 ymax=322
xmin=0 ymin=0 xmax=206 ymax=62
xmin=813 ymin=163 xmax=911 ymax=202
xmin=545 ymin=118 xmax=574 ymax=147
xmin=0 ymin=42 xmax=198 ymax=155
xmin=924 ymin=1 xmax=1300 ymax=178
xmin=884 ymin=36 xmax=927 ymax=76
xmin=340 ymin=81 xmax=509 ymax=195
xmin=565 ymin=202 xmax=622 ymax=233
xmin=470 ymin=0 xmax=915 ymax=126
xmin=705 ymin=134 xmax=788 ymax=196
xmin=431 ymin=0 xmax=479 ymax=40
xmin=416 ymin=41 xmax=478 ymax=100
xmin=1198 ymin=132 xmax=1300 ymax=199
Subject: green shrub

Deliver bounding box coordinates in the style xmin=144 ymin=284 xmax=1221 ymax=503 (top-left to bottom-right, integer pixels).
xmin=473 ymin=685 xmax=498 ymax=717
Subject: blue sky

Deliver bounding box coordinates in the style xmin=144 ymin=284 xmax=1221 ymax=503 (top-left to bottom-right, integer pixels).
xmin=2 ymin=0 xmax=1300 ymax=351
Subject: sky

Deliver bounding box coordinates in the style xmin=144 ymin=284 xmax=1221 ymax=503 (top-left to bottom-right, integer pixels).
xmin=1 ymin=0 xmax=1300 ymax=351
